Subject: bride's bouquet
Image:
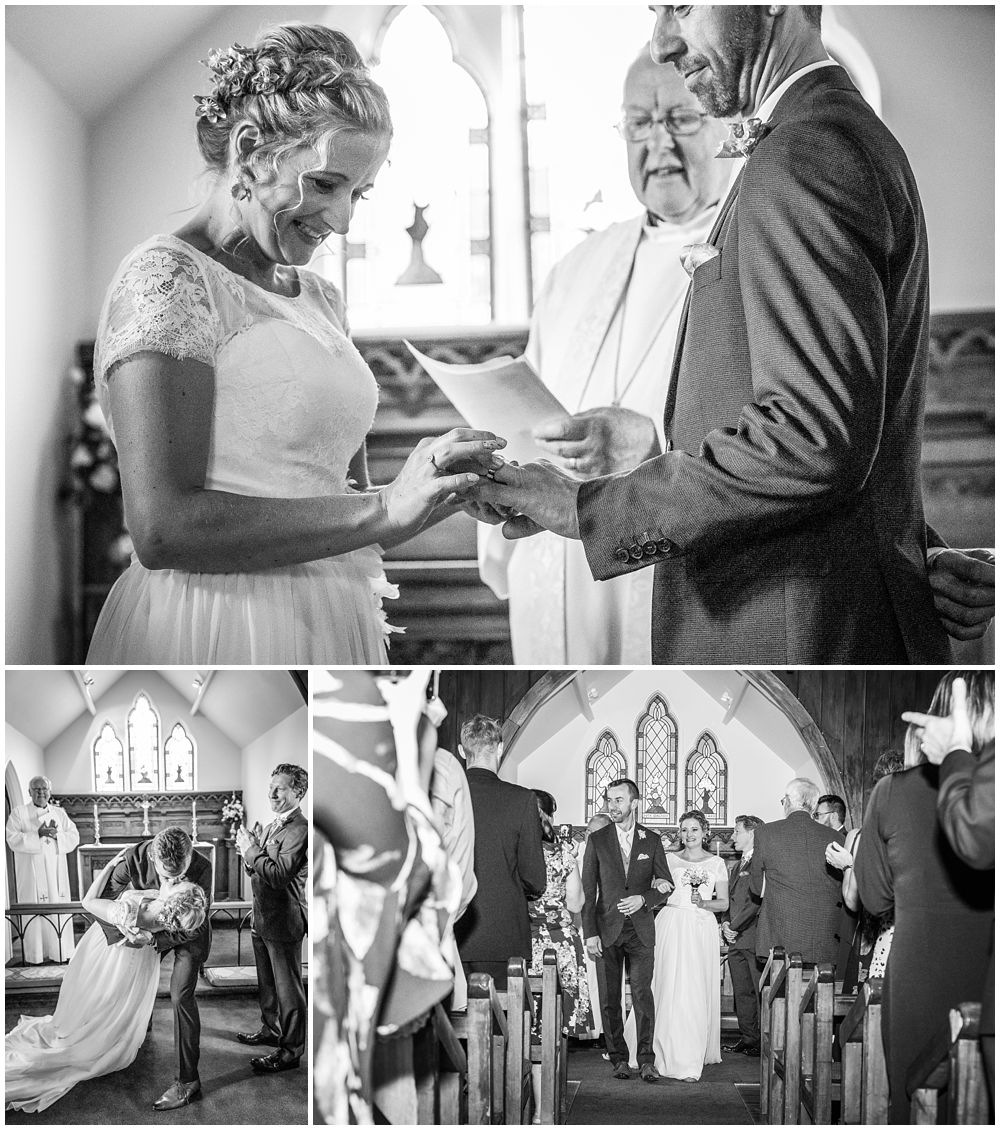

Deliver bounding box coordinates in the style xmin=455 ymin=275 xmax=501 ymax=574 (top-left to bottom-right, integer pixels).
xmin=681 ymin=867 xmax=710 ymax=903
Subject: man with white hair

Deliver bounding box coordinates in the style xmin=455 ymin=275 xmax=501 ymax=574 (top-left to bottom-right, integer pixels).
xmin=749 ymin=777 xmax=844 ymax=965
xmin=5 ymin=776 xmax=81 ymax=962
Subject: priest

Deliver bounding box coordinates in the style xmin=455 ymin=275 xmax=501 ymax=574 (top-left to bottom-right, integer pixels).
xmin=6 ymin=776 xmax=81 ymax=962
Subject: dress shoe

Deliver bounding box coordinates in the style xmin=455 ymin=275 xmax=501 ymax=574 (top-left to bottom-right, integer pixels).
xmin=639 ymin=1063 xmax=660 ymax=1083
xmin=152 ymin=1079 xmax=201 ymax=1110
xmin=251 ymin=1050 xmax=301 ymax=1073
xmin=237 ymin=1028 xmax=280 ymax=1046
xmin=740 ymin=1044 xmax=761 ymax=1057
xmin=611 ymin=1060 xmax=633 ymax=1080
xmin=723 ymin=1038 xmax=749 ymax=1053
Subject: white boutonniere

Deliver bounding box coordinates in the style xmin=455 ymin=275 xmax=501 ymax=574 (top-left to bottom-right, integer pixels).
xmin=637 ymin=853 xmax=650 ymax=861
xmin=637 ymin=829 xmax=646 ymax=840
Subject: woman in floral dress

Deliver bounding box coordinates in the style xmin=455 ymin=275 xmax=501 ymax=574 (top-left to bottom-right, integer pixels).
xmin=527 ymin=791 xmax=594 ymax=1039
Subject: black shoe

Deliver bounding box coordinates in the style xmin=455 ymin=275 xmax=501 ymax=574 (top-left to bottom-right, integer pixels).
xmin=612 ymin=1060 xmax=633 ymax=1080
xmin=152 ymin=1080 xmax=201 ymax=1110
xmin=251 ymin=1050 xmax=300 ymax=1073
xmin=740 ymin=1044 xmax=761 ymax=1057
xmin=723 ymin=1039 xmax=748 ymax=1053
xmin=639 ymin=1063 xmax=660 ymax=1083
xmin=238 ymin=1028 xmax=281 ymax=1046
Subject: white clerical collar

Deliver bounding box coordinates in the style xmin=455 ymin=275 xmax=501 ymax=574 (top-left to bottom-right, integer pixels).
xmin=643 ymin=201 xmax=719 ymax=242
xmin=751 ymin=59 xmax=840 ymax=124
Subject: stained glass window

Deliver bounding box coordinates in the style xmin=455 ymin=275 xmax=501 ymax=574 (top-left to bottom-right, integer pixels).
xmin=92 ymin=721 xmax=125 ymax=793
xmin=164 ymin=722 xmax=196 ymax=792
xmin=636 ymin=694 xmax=678 ymax=826
xmin=584 ymin=729 xmax=627 ymax=820
xmin=685 ymin=732 xmax=728 ymax=826
xmin=126 ymin=692 xmax=160 ymax=792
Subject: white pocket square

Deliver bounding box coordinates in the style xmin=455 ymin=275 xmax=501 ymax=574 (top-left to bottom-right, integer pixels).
xmin=680 ymin=242 xmax=720 ymax=279
xmin=637 ymin=853 xmax=650 ymax=861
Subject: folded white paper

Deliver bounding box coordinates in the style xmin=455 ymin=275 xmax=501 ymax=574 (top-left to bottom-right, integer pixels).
xmin=404 ymin=340 xmax=569 ymax=466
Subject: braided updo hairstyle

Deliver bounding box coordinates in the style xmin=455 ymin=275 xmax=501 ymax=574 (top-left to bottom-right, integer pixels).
xmin=194 ymin=23 xmax=392 ymax=185
xmin=157 ymin=881 xmax=209 ymax=942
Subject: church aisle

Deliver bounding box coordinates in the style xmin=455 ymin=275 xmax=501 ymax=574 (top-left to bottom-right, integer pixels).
xmin=566 ymin=1044 xmax=758 ymax=1124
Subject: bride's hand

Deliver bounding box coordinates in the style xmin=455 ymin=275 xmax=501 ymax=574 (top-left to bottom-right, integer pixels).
xmin=652 ymin=878 xmax=672 ymax=894
xmin=379 ymin=430 xmax=506 ymax=542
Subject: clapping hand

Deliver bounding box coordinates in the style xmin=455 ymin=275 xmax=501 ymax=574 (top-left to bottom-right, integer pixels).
xmin=532 ymin=406 xmax=660 ymax=478
xmin=37 ymin=820 xmax=58 ymax=841
xmin=235 ymin=824 xmax=255 ymax=856
xmin=902 ymin=675 xmax=975 ymax=763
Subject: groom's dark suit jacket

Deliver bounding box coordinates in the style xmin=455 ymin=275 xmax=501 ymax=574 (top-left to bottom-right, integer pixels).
xmin=96 ymin=839 xmax=213 ymax=961
xmin=578 ymin=65 xmax=951 ymax=665
xmin=581 ymin=822 xmax=670 ymax=947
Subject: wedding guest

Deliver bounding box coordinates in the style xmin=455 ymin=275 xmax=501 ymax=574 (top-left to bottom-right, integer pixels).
xmin=85 ymin=22 xmax=502 ymax=664
xmin=815 ymin=794 xmax=848 ymax=835
xmin=582 ymin=778 xmax=671 ymax=1082
xmin=750 ymin=778 xmax=843 ymax=965
xmin=528 ymin=791 xmax=593 ymax=1038
xmin=855 ymin=671 xmax=994 ymax=1123
xmin=722 ymin=814 xmax=764 ymax=1056
xmin=236 ymin=763 xmax=309 ymax=1073
xmin=476 ymin=4 xmax=994 ymax=665
xmin=898 ymin=673 xmax=995 ymax=1111
xmin=6 ymin=776 xmax=80 ymax=963
xmin=478 ymin=48 xmax=729 ymax=663
xmin=455 ymin=715 xmax=546 ymax=991
xmin=582 ymin=812 xmax=613 ymax=1042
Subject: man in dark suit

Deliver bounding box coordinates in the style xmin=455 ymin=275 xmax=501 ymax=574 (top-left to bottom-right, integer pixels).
xmin=722 ymin=814 xmax=763 ymax=1056
xmin=236 ymin=763 xmax=309 ymax=1073
xmin=454 ymin=715 xmax=546 ymax=991
xmin=582 ymin=778 xmax=671 ymax=1082
xmin=750 ymin=779 xmax=843 ymax=965
xmin=476 ymin=4 xmax=995 ymax=663
xmin=95 ymin=825 xmax=212 ymax=1110
xmin=815 ymin=795 xmax=848 ymax=837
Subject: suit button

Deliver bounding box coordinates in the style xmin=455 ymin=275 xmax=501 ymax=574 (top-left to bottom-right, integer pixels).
xmin=614 ymin=546 xmax=629 ymax=563
xmin=643 ymin=541 xmax=657 ymax=557
xmin=629 ymin=544 xmax=644 ymax=561
xmin=657 ymin=538 xmax=675 ymax=556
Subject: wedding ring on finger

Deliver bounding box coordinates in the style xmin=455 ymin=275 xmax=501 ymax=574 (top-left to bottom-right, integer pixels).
xmin=429 ymin=453 xmax=440 ymax=473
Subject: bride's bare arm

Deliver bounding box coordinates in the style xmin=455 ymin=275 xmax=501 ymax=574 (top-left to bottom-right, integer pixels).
xmin=108 ymin=352 xmax=503 ymax=572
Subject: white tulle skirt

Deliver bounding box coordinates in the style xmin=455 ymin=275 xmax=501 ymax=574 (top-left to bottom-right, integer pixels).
xmin=5 ymin=922 xmax=159 ymax=1112
xmin=86 ymin=546 xmax=398 ymax=664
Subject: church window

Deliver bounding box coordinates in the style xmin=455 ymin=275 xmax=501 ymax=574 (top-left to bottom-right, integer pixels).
xmin=164 ymin=722 xmax=197 ymax=791
xmin=584 ymin=729 xmax=626 ymax=820
xmin=92 ymin=721 xmax=125 ymax=793
xmin=635 ymin=694 xmax=678 ymax=826
xmin=126 ymin=692 xmax=161 ymax=792
xmin=685 ymin=732 xmax=728 ymax=826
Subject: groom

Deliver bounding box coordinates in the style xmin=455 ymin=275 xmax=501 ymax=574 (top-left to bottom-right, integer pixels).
xmin=582 ymin=779 xmax=671 ymax=1082
xmin=95 ymin=826 xmax=213 ymax=1110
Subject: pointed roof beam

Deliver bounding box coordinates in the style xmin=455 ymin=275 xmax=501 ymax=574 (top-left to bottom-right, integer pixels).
xmin=191 ymin=670 xmax=215 ymax=716
xmin=73 ymin=670 xmax=97 ymax=715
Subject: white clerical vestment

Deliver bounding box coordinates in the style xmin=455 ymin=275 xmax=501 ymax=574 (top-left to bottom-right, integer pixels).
xmin=6 ymin=801 xmax=80 ymax=962
xmin=479 ymin=206 xmax=716 ymax=663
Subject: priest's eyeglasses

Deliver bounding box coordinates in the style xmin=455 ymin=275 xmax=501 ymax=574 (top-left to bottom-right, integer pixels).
xmin=616 ymin=109 xmax=708 ymax=141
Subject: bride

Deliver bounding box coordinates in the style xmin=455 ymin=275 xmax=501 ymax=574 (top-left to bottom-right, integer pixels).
xmin=5 ymin=851 xmax=208 ymax=1113
xmin=86 ymin=23 xmax=504 ymax=665
xmin=625 ymin=811 xmax=729 ymax=1080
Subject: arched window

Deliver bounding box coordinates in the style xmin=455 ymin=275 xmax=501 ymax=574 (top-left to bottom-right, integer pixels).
xmin=164 ymin=722 xmax=197 ymax=791
xmin=92 ymin=721 xmax=125 ymax=793
xmin=126 ymin=692 xmax=160 ymax=792
xmin=636 ymin=694 xmax=678 ymax=826
xmin=584 ymin=729 xmax=626 ymax=820
xmin=685 ymin=732 xmax=728 ymax=826
xmin=315 ymin=5 xmax=493 ymax=328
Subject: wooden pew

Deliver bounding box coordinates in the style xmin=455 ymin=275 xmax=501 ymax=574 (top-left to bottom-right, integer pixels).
xmin=838 ymin=977 xmax=888 ymax=1124
xmin=765 ymin=951 xmax=807 ymax=1123
xmin=907 ymin=1002 xmax=989 ymax=1125
xmin=505 ymin=957 xmax=536 ymax=1124
xmin=528 ymin=949 xmax=567 ymax=1124
xmin=797 ymin=962 xmax=842 ymax=1124
xmin=413 ymin=1003 xmax=469 ymax=1124
xmin=451 ymin=973 xmax=509 ymax=1124
xmin=760 ymin=946 xmax=788 ymax=1121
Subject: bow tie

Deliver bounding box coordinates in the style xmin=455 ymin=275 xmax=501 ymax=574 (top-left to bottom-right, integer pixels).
xmin=716 ymin=118 xmax=769 ymax=159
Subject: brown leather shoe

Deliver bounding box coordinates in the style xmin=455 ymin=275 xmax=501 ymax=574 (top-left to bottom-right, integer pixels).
xmin=152 ymin=1079 xmax=201 ymax=1110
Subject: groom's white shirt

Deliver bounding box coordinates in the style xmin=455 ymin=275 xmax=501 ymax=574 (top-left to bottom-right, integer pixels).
xmin=615 ymin=822 xmax=635 ymax=869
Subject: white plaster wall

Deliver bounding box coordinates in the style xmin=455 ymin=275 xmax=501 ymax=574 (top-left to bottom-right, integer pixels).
xmin=44 ymin=672 xmax=241 ymax=792
xmin=5 ymin=45 xmax=89 ymax=663
xmin=240 ymin=706 xmax=310 ymax=834
xmin=502 ymin=671 xmax=821 ymax=827
xmin=4 ymin=726 xmax=46 ymax=806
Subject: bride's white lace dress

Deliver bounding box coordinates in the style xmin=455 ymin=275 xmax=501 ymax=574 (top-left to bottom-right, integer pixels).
xmin=5 ymin=890 xmax=160 ymax=1112
xmin=86 ymin=235 xmax=397 ymax=664
xmin=625 ymin=853 xmax=728 ymax=1079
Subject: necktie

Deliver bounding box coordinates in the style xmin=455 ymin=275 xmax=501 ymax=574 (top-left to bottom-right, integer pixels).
xmin=620 ymin=838 xmax=630 ymax=875
xmin=716 ymin=117 xmax=769 ymax=158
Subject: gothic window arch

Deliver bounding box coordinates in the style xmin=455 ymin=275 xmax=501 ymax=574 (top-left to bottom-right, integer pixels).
xmin=684 ymin=732 xmax=728 ymax=826
xmin=315 ymin=4 xmax=493 ymax=328
xmin=126 ymin=692 xmax=161 ymax=792
xmin=584 ymin=729 xmax=626 ymax=820
xmin=164 ymin=722 xmax=197 ymax=792
xmin=635 ymin=694 xmax=678 ymax=827
xmin=92 ymin=721 xmax=125 ymax=793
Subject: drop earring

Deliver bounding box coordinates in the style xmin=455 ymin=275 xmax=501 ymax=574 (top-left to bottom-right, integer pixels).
xmin=231 ymin=176 xmax=251 ymax=202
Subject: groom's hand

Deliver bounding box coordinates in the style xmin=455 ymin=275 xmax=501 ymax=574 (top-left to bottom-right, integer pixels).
xmin=474 ymin=461 xmax=582 ymax=541
xmin=617 ymin=895 xmax=644 ymax=917
xmin=586 ymin=935 xmax=603 ymax=960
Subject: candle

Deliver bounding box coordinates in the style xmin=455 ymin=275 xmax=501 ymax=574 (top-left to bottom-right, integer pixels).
xmin=93 ymin=800 xmax=101 ymax=845
xmin=191 ymin=797 xmax=198 ymax=840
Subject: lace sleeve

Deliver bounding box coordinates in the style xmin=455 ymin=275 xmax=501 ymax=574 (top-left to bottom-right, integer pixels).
xmin=97 ymin=243 xmax=220 ymax=382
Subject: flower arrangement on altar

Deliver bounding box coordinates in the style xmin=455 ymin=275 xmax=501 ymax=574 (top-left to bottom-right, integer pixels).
xmin=222 ymin=793 xmax=245 ymax=834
